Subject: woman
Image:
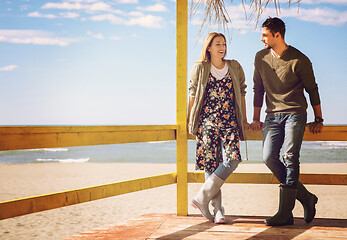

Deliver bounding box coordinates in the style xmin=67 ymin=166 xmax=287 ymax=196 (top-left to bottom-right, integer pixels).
xmin=187 ymin=32 xmax=249 ymax=224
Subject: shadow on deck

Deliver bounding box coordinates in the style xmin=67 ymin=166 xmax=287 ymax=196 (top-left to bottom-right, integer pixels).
xmin=64 ymin=213 xmax=347 ymax=240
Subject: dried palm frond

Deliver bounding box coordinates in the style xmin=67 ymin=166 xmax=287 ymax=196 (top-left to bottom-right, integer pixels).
xmin=244 ymin=0 xmax=301 ymax=26
xmin=190 ymin=0 xmax=301 ymax=40
xmin=190 ymin=0 xmax=232 ymax=40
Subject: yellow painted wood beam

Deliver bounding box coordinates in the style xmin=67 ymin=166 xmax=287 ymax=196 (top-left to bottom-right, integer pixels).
xmin=0 ymin=125 xmax=177 ymax=151
xmin=303 ymin=125 xmax=347 ymax=141
xmin=0 ymin=173 xmax=177 ymax=220
xmin=188 ymin=172 xmax=347 ymax=185
xmin=1 ymin=125 xmax=346 ymax=151
xmin=176 ymin=0 xmax=188 ymax=216
xmin=1 ymin=170 xmax=346 ymax=220
xmin=189 ymin=125 xmax=347 ymax=141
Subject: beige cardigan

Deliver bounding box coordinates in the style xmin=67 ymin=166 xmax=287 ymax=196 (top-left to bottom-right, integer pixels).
xmin=188 ymin=60 xmax=247 ymax=141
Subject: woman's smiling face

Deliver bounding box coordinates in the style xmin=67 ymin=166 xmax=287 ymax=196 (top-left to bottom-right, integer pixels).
xmin=207 ymin=36 xmax=226 ymax=60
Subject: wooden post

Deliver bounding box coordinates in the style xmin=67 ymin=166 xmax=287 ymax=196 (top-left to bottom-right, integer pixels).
xmin=176 ymin=0 xmax=188 ymax=216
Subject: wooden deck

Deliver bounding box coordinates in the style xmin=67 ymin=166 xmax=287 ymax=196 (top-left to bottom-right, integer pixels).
xmin=64 ymin=213 xmax=347 ymax=240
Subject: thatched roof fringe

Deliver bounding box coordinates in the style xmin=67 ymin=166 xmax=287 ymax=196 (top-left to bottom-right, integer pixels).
xmin=190 ymin=0 xmax=301 ymax=39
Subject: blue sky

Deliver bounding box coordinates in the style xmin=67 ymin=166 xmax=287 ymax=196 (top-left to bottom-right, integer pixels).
xmin=0 ymin=0 xmax=346 ymax=125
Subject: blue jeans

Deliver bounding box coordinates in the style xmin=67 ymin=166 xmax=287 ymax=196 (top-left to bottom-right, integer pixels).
xmin=262 ymin=113 xmax=307 ymax=186
xmin=205 ymin=158 xmax=240 ymax=181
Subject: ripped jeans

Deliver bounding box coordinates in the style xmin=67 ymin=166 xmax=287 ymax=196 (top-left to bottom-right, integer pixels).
xmin=262 ymin=113 xmax=307 ymax=186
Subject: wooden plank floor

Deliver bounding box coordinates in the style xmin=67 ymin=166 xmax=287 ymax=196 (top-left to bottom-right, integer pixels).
xmin=65 ymin=213 xmax=347 ymax=240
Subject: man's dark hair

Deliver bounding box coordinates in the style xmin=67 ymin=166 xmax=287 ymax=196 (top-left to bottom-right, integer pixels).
xmin=262 ymin=17 xmax=286 ymax=38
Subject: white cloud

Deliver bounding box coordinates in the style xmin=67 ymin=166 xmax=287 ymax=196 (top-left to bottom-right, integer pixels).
xmin=42 ymin=1 xmax=117 ymax=13
xmin=136 ymin=3 xmax=168 ymax=12
xmin=116 ymin=0 xmax=138 ymax=4
xmin=28 ymin=11 xmax=57 ymax=19
xmin=0 ymin=65 xmax=18 ymax=71
xmin=28 ymin=1 xmax=165 ymax=29
xmin=68 ymin=0 xmax=98 ymax=3
xmin=42 ymin=1 xmax=124 ymax=15
xmin=60 ymin=12 xmax=80 ymax=18
xmin=85 ymin=2 xmax=113 ymax=12
xmin=28 ymin=11 xmax=80 ymax=19
xmin=128 ymin=11 xmax=144 ymax=17
xmin=90 ymin=14 xmax=124 ymax=24
xmin=222 ymin=3 xmax=347 ymax=28
xmin=90 ymin=13 xmax=164 ymax=28
xmin=259 ymin=5 xmax=347 ymax=26
xmin=127 ymin=15 xmax=164 ymax=28
xmin=0 ymin=30 xmax=78 ymax=47
xmin=32 ymin=1 xmax=166 ymax=28
xmin=301 ymin=0 xmax=347 ymax=5
xmin=110 ymin=35 xmax=121 ymax=40
xmin=87 ymin=30 xmax=104 ymax=39
xmin=294 ymin=7 xmax=347 ymax=25
xmin=42 ymin=2 xmax=84 ymax=10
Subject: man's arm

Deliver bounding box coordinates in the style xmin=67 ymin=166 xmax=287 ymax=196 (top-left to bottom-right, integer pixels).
xmin=297 ymin=56 xmax=323 ymax=134
xmin=251 ymin=106 xmax=263 ymax=131
xmin=308 ymin=104 xmax=324 ymax=134
xmin=251 ymin=58 xmax=264 ymax=131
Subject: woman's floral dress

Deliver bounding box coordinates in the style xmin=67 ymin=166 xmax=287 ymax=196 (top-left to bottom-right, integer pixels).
xmin=196 ymin=72 xmax=242 ymax=172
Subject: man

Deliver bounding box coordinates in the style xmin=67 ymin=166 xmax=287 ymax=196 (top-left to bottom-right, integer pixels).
xmin=251 ymin=17 xmax=323 ymax=226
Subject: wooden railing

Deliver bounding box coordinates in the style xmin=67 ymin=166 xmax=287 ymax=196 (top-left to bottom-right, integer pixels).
xmin=1 ymin=124 xmax=346 ymax=151
xmin=0 ymin=125 xmax=178 ymax=151
xmin=0 ymin=125 xmax=346 ymax=220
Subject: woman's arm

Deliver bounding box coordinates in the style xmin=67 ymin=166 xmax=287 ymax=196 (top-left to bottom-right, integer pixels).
xmin=241 ymin=95 xmax=250 ymax=129
xmin=187 ymin=96 xmax=195 ymax=132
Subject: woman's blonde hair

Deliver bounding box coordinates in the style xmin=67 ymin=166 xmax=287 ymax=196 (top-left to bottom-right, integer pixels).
xmin=196 ymin=32 xmax=227 ymax=63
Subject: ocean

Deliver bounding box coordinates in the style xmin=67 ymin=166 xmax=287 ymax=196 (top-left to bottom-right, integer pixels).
xmin=0 ymin=140 xmax=346 ymax=164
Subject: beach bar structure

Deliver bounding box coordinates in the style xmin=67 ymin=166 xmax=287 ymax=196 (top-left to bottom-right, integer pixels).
xmin=0 ymin=0 xmax=347 ymax=239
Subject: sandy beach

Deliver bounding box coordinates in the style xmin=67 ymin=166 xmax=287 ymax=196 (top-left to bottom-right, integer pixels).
xmin=0 ymin=162 xmax=346 ymax=240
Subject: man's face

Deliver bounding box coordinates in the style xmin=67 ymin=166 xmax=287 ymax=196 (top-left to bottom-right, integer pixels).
xmin=261 ymin=27 xmax=276 ymax=49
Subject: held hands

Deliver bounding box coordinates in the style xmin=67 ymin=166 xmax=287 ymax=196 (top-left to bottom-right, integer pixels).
xmin=243 ymin=120 xmax=251 ymax=130
xmin=250 ymin=120 xmax=264 ymax=131
xmin=307 ymin=122 xmax=324 ymax=134
xmin=243 ymin=121 xmax=251 ymax=130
